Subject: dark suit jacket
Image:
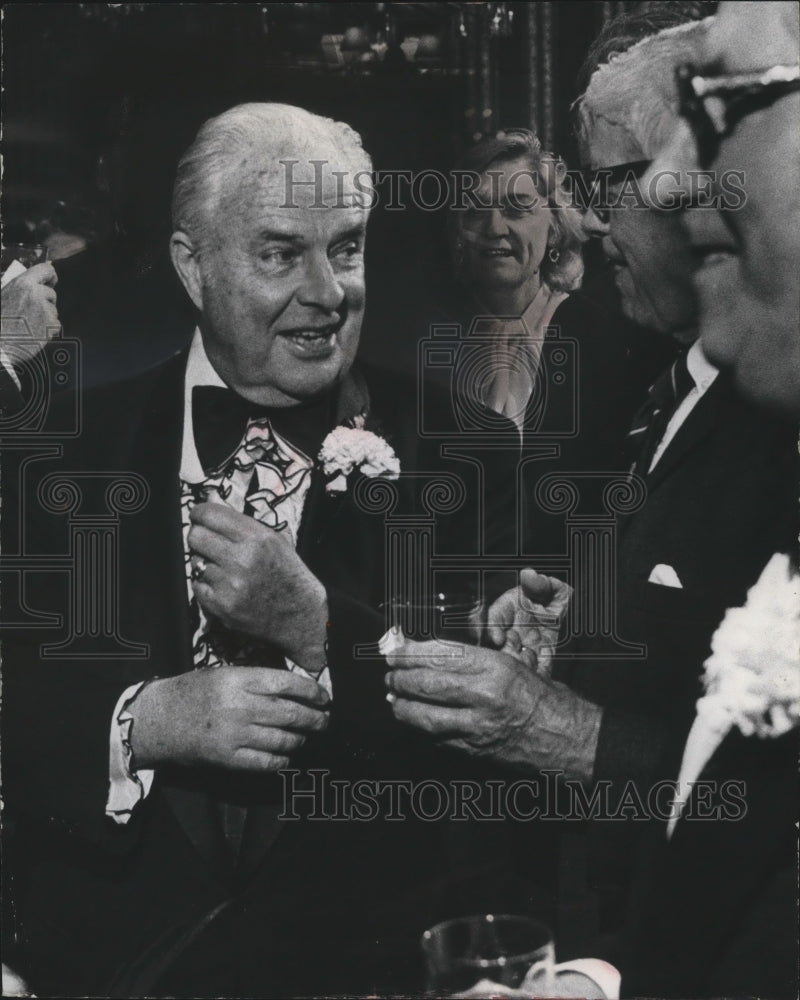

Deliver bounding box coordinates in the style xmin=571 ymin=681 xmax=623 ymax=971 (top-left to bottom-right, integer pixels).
xmin=1 ymin=350 xmax=517 ymax=997
xmin=554 ymin=371 xmax=798 ymax=945
xmin=620 ymin=728 xmax=798 ymax=1000
xmin=517 ymin=285 xmax=676 ymax=560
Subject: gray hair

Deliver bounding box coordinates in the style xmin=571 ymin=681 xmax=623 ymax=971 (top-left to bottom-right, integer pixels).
xmin=575 ymin=19 xmax=713 ymax=160
xmin=171 ymin=102 xmax=373 ymax=247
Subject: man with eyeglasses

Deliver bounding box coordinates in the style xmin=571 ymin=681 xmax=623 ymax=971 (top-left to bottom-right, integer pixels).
xmin=383 ymin=4 xmax=796 ymax=965
xmin=567 ymin=6 xmax=797 ymax=955
xmin=616 ymin=4 xmax=799 ymax=997
xmin=655 ymin=2 xmax=800 ymax=417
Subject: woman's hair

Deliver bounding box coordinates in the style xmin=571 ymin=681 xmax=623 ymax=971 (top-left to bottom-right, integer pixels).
xmin=447 ymin=129 xmax=584 ymax=294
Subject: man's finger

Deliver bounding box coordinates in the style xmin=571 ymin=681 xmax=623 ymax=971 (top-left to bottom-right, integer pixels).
xmin=247 ymin=696 xmax=329 ymax=734
xmin=386 ymin=667 xmax=478 ymax=706
xmin=243 ymin=667 xmax=331 ymax=707
xmin=230 ymin=747 xmax=292 ymax=772
xmin=190 ymin=501 xmax=257 ymax=541
xmin=390 ymin=698 xmax=472 ymax=737
xmin=520 ymin=568 xmax=572 ymax=617
xmin=519 ymin=568 xmax=555 ymax=606
xmin=385 ymin=637 xmax=482 ymax=672
xmin=187 ymin=523 xmax=235 ymax=563
xmin=485 ymin=591 xmax=518 ymax=647
xmin=24 ymin=262 xmax=58 ymax=287
xmin=243 ymin=726 xmax=307 ymax=755
xmin=190 ymin=559 xmax=223 ymax=588
xmin=190 ymin=578 xmax=230 ymax=619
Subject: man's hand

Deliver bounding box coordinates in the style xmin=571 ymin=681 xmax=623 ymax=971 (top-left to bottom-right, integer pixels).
xmin=128 ymin=666 xmax=330 ymax=771
xmin=188 ymin=502 xmax=328 ymax=674
xmin=1 ymin=263 xmax=60 ymax=362
xmin=384 ymin=638 xmax=601 ymax=783
xmin=486 ymin=568 xmax=573 ymax=674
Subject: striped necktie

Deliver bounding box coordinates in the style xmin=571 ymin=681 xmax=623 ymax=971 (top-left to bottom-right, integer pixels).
xmin=626 ymin=351 xmax=694 ymax=479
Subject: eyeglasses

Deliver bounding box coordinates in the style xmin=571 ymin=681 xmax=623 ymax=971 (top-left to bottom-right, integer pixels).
xmin=675 ymin=61 xmax=800 ymax=167
xmin=580 ymin=159 xmax=652 ymax=223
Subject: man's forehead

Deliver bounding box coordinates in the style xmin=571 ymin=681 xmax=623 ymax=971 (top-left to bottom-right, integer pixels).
xmin=219 ymin=152 xmax=370 ymax=211
xmin=247 ymin=204 xmax=369 ymax=237
xmin=578 ymin=111 xmax=646 ymax=170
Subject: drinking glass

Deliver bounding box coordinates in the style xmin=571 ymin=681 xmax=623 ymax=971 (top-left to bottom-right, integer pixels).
xmin=421 ymin=914 xmax=554 ymax=993
xmin=382 ymin=590 xmax=484 ymax=646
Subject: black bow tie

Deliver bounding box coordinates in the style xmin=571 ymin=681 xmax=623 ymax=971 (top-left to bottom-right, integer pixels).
xmin=192 ymin=384 xmax=336 ymax=476
xmin=192 ymin=385 xmax=274 ymax=476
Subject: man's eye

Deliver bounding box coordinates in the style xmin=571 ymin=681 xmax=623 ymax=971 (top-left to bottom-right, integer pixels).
xmin=260 ymin=249 xmax=298 ymax=267
xmin=331 ymin=240 xmax=364 ymax=262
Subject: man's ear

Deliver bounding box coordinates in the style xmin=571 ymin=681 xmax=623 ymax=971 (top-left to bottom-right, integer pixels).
xmin=170 ymin=231 xmax=203 ymax=311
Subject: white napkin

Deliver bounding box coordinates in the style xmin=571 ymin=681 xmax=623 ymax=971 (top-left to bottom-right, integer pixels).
xmin=1 ymin=258 xmax=28 ymax=287
xmin=647 ymin=564 xmax=682 ymax=588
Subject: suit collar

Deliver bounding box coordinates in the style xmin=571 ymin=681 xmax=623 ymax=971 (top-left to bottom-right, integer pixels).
xmin=644 ymin=375 xmax=725 ymax=493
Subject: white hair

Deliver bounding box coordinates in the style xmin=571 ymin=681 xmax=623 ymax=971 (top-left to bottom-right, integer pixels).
xmin=577 ymin=18 xmax=713 ymax=159
xmin=171 ymin=102 xmax=373 ymax=247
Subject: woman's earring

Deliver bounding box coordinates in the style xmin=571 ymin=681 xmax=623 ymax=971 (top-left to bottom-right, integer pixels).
xmin=547 ymin=246 xmax=560 ymax=264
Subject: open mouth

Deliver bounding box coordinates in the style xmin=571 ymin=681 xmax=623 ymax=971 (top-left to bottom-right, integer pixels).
xmin=279 ymin=326 xmax=339 ymax=356
xmin=479 ymin=246 xmax=515 ymax=259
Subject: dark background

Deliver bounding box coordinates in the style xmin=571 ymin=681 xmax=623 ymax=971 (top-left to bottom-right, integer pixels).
xmin=1 ymin=1 xmax=647 ymax=381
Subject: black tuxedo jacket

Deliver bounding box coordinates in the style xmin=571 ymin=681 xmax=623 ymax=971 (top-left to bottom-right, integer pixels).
xmin=554 ymin=371 xmax=798 ymax=943
xmin=1 ymin=350 xmax=517 ymax=997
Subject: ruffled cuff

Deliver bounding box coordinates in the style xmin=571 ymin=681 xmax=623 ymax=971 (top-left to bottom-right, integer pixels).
xmin=106 ymin=681 xmax=156 ymax=825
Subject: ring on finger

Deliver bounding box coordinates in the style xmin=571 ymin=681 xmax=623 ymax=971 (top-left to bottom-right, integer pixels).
xmin=191 ymin=556 xmax=208 ymax=582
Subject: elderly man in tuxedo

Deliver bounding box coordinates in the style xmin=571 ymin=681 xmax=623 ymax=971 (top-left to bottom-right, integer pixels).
xmin=383 ymin=7 xmax=797 ymax=959
xmin=1 ymin=103 xmax=515 ymax=997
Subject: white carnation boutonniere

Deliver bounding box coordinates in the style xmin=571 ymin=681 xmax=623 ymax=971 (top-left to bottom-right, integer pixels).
xmin=318 ymin=415 xmax=400 ymax=494
xmin=667 ymin=553 xmax=800 ymax=839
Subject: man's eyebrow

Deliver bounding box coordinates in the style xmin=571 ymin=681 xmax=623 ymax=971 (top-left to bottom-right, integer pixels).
xmin=330 ymin=223 xmax=367 ymax=244
xmin=255 ymin=228 xmax=305 ymax=244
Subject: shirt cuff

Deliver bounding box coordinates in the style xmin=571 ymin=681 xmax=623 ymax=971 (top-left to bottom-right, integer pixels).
xmin=0 ymin=350 xmax=21 ymax=389
xmin=106 ymin=681 xmax=156 ymax=825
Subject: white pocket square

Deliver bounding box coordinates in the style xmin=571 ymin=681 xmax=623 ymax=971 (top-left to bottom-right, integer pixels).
xmin=648 ymin=563 xmax=683 ymax=588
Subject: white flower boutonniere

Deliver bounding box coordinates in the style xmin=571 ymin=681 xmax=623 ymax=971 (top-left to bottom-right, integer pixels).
xmin=318 ymin=416 xmax=400 ymax=494
xmin=667 ymin=552 xmax=800 ymax=838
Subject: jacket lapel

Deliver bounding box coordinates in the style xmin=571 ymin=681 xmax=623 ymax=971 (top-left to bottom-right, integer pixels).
xmin=128 ymin=352 xmax=193 ymax=675
xmin=128 ymin=351 xmax=233 ymax=880
xmin=297 ymin=365 xmax=372 ymax=561
xmin=644 ymin=378 xmax=722 ymax=494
